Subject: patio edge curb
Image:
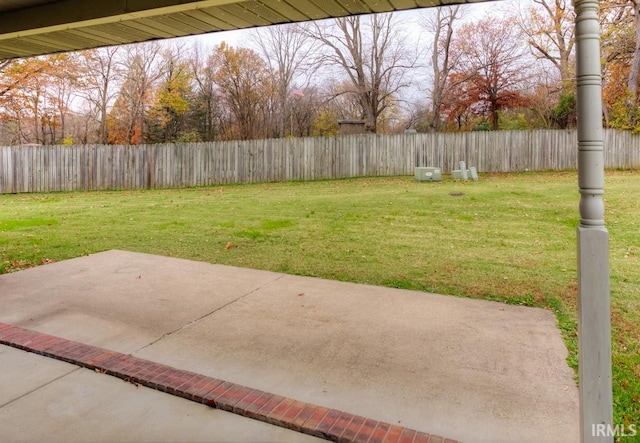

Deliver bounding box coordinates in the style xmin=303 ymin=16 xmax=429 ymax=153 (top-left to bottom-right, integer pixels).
xmin=0 ymin=322 xmax=461 ymax=443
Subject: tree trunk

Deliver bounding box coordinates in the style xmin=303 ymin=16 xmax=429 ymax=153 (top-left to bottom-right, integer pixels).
xmin=491 ymin=105 xmax=500 ymax=130
xmin=628 ymin=1 xmax=640 ymax=101
xmin=429 ymin=7 xmax=459 ymax=132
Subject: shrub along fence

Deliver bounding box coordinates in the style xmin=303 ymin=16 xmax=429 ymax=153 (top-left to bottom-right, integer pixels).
xmin=1 ymin=129 xmax=638 ymax=194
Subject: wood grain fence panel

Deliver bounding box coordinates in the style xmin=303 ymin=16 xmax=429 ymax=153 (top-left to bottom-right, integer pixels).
xmin=203 ymin=143 xmax=210 ymax=186
xmin=37 ymin=146 xmax=43 ymax=192
xmin=8 ymin=147 xmax=15 ymax=193
xmin=1 ymin=129 xmax=639 ymax=194
xmin=2 ymin=147 xmax=9 ymax=193
xmin=160 ymin=144 xmax=167 ymax=188
xmin=227 ymin=141 xmax=234 ymax=184
xmin=226 ymin=141 xmax=232 ymax=184
xmin=54 ymin=147 xmax=61 ymax=191
xmin=35 ymin=147 xmax=41 ymax=192
xmin=19 ymin=147 xmax=25 ymax=192
xmin=209 ymin=142 xmax=216 ymax=185
xmin=219 ymin=142 xmax=225 ymax=184
xmin=345 ymin=136 xmax=352 ymax=178
xmin=6 ymin=147 xmax=15 ymax=193
xmin=12 ymin=147 xmax=20 ymax=193
xmin=69 ymin=146 xmax=76 ymax=191
xmin=40 ymin=147 xmax=47 ymax=192
xmin=184 ymin=144 xmax=191 ymax=187
xmin=221 ymin=141 xmax=227 ymax=184
xmin=212 ymin=142 xmax=219 ymax=185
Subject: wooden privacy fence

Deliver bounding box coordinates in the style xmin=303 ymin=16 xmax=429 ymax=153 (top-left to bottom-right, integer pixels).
xmin=1 ymin=129 xmax=639 ymax=194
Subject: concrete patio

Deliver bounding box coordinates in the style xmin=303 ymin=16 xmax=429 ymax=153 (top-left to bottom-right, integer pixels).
xmin=0 ymin=250 xmax=579 ymax=442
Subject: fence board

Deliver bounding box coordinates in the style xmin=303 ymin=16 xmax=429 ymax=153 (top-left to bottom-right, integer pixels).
xmin=1 ymin=129 xmax=639 ymax=194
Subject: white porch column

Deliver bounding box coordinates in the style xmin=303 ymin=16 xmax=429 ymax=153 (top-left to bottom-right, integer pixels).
xmin=573 ymin=1 xmax=613 ymax=441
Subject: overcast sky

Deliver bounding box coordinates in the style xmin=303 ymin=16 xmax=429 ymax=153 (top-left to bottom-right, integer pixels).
xmin=179 ymin=0 xmax=517 ymax=49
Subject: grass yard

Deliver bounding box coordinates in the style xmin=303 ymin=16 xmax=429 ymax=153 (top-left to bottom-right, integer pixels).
xmin=1 ymin=170 xmax=638 ymax=429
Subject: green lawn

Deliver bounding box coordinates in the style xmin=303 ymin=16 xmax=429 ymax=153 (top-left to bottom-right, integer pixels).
xmin=1 ymin=170 xmax=638 ymax=429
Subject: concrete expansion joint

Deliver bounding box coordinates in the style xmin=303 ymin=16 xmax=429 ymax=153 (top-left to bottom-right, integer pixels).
xmin=134 ymin=273 xmax=288 ymax=353
xmin=0 ymin=366 xmax=80 ymax=409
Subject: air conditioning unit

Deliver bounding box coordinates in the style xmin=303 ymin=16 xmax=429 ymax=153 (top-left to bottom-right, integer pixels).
xmin=414 ymin=167 xmax=442 ymax=182
xmin=452 ymin=169 xmax=470 ymax=180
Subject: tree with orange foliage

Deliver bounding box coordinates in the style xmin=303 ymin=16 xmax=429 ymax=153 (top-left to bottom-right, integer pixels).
xmin=0 ymin=58 xmax=50 ymax=143
xmin=212 ymin=42 xmax=272 ymax=140
xmin=0 ymin=54 xmax=80 ymax=144
xmin=440 ymin=72 xmax=477 ymax=130
xmin=446 ymin=18 xmax=533 ymax=130
xmin=0 ymin=58 xmax=48 ymax=100
xmin=600 ymin=1 xmax=637 ymax=129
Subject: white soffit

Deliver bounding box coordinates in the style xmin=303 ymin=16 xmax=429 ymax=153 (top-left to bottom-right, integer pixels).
xmin=0 ymin=0 xmax=496 ymax=60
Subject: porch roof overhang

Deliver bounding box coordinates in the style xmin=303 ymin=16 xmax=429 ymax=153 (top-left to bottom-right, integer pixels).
xmin=0 ymin=0 xmax=493 ymax=60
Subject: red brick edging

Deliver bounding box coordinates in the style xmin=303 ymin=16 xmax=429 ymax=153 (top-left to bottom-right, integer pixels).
xmin=0 ymin=322 xmax=460 ymax=443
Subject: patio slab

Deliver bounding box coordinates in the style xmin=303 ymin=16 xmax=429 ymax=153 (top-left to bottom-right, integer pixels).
xmin=0 ymin=250 xmax=580 ymax=442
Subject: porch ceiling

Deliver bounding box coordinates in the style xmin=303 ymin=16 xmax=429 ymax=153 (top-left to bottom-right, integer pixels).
xmin=0 ymin=0 xmax=494 ymax=60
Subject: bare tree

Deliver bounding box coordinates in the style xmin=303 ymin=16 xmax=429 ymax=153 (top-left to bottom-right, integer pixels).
xmin=321 ymin=79 xmax=364 ymax=121
xmin=81 ymin=46 xmax=122 ymax=144
xmin=190 ymin=43 xmax=220 ymax=141
xmin=289 ymin=85 xmax=322 ymax=136
xmin=49 ymin=53 xmax=82 ymax=142
xmin=304 ymin=13 xmax=413 ymax=133
xmin=251 ymin=23 xmax=317 ymax=137
xmin=512 ymin=0 xmax=575 ymax=92
xmin=109 ymin=42 xmax=164 ymax=144
xmin=422 ymin=6 xmax=461 ymax=132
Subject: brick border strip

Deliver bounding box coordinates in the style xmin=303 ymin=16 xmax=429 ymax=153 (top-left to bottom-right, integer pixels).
xmin=0 ymin=322 xmax=460 ymax=443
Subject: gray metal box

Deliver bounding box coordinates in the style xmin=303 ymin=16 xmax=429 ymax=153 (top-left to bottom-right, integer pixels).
xmin=414 ymin=167 xmax=442 ymax=182
xmin=452 ymin=169 xmax=470 ymax=180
